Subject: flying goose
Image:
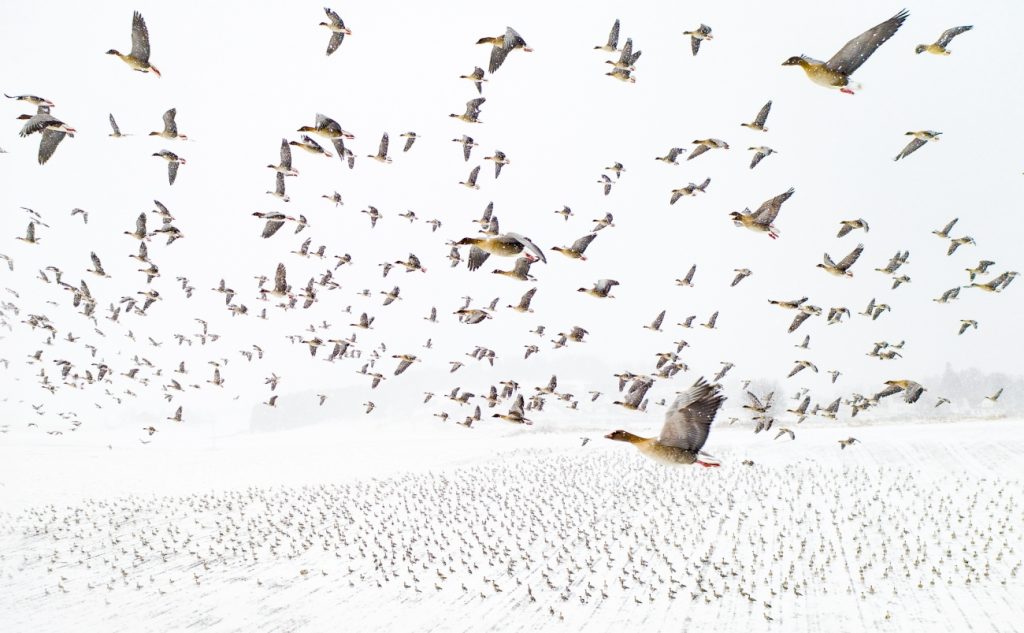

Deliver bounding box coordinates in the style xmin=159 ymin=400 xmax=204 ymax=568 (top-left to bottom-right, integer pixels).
xmin=477 ymin=27 xmax=532 ymax=74
xmin=578 ymin=279 xmax=619 ymax=298
xmin=152 ymin=150 xmax=185 ymax=185
xmin=368 ymin=133 xmax=392 ymax=163
xmin=107 ymin=12 xmax=160 ymax=76
xmin=748 ymin=146 xmax=776 ymax=169
xmin=915 ymin=25 xmax=972 ymax=55
xmin=730 ymin=187 xmax=795 ymax=239
xmin=741 ymin=101 xmax=772 ymax=131
xmin=149 ymin=108 xmax=187 ymax=140
xmin=817 ymin=243 xmax=864 ymax=277
xmin=450 ymin=98 xmax=485 ymax=123
xmin=894 ymin=130 xmax=940 ymax=161
xmin=606 ymin=378 xmax=724 ymax=466
xmin=456 ymin=233 xmax=546 ymax=271
xmin=683 ymin=24 xmax=713 ymax=56
xmin=320 ymin=8 xmax=351 ymax=55
xmin=459 ymin=67 xmax=487 ymax=93
xmin=670 ymin=178 xmax=710 ymax=203
xmin=837 ymin=218 xmax=869 ymax=237
xmin=594 ymin=19 xmax=620 ymax=52
xmin=688 ymin=138 xmax=729 ymax=161
xmin=551 ymin=234 xmax=597 ymax=260
xmin=782 ymin=10 xmax=909 ymax=94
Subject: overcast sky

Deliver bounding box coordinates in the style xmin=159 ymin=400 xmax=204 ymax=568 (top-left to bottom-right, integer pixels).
xmin=0 ymin=0 xmax=1021 ymax=439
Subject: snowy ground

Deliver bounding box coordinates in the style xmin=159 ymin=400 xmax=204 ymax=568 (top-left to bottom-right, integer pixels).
xmin=1 ymin=418 xmax=1022 ymax=633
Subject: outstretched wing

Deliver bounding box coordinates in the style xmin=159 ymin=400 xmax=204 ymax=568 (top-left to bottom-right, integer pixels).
xmin=936 ymin=25 xmax=972 ymax=48
xmin=754 ymin=100 xmax=772 ymax=127
xmin=836 ymin=243 xmax=864 ymax=271
xmin=824 ymin=9 xmax=909 ymax=76
xmin=894 ymin=137 xmax=926 ymax=161
xmin=754 ymin=187 xmax=795 ymax=224
xmin=659 ymin=378 xmax=725 ymax=451
xmin=130 ymin=11 xmax=152 ymax=63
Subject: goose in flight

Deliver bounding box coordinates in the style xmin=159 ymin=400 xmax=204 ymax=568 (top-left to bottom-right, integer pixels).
xmin=594 ymin=19 xmax=620 ymax=52
xmin=894 ymin=130 xmax=940 ymax=161
xmin=450 ymin=98 xmax=485 ymax=123
xmin=730 ymin=187 xmax=795 ymax=239
xmin=688 ymin=138 xmax=729 ymax=161
xmin=748 ymin=146 xmax=776 ymax=169
xmin=456 ymin=233 xmax=546 ymax=271
xmin=477 ymin=27 xmax=532 ymax=73
xmin=741 ymin=101 xmax=772 ymax=131
xmin=368 ymin=133 xmax=392 ymax=163
xmin=149 ymin=108 xmax=187 ymax=140
xmin=915 ymin=25 xmax=972 ymax=55
xmin=817 ymin=243 xmax=864 ymax=277
xmin=459 ymin=67 xmax=487 ymax=94
xmin=107 ymin=12 xmax=161 ymax=76
xmin=837 ymin=218 xmax=869 ymax=238
xmin=17 ymin=106 xmax=75 ymax=165
xmin=551 ymin=234 xmax=597 ymax=260
xmin=320 ymin=8 xmax=351 ymax=56
xmin=782 ymin=9 xmax=909 ymax=94
xmin=606 ymin=378 xmax=725 ymax=466
xmin=108 ymin=114 xmax=127 ymax=138
xmin=932 ymin=217 xmax=958 ymax=238
xmin=152 ymin=150 xmax=185 ymax=185
xmin=578 ymin=279 xmax=619 ymax=299
xmin=683 ymin=24 xmax=713 ymax=56
xmin=874 ymin=379 xmax=926 ymax=404
xmin=493 ymin=395 xmax=531 ymax=424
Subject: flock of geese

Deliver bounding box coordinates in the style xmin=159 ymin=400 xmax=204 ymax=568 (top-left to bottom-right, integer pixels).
xmin=0 ymin=7 xmax=1017 ymax=462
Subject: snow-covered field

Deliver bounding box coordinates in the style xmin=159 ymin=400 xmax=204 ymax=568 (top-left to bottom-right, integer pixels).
xmin=1 ymin=418 xmax=1022 ymax=633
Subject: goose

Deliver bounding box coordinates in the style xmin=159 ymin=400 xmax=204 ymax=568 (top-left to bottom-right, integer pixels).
xmin=894 ymin=130 xmax=940 ymax=161
xmin=748 ymin=146 xmax=776 ymax=169
xmin=675 ymin=265 xmax=696 ymax=287
xmin=108 ymin=113 xmax=127 ymax=138
xmin=107 ymin=12 xmax=160 ymax=76
xmin=670 ymin=178 xmax=710 ymax=203
xmin=484 ymin=150 xmax=509 ymax=178
xmin=741 ymin=101 xmax=772 ymax=131
xmin=152 ymin=150 xmax=185 ymax=185
xmin=551 ymin=234 xmax=596 ymax=260
xmin=688 ymin=138 xmax=729 ymax=161
xmin=932 ymin=217 xmax=958 ymax=238
xmin=730 ymin=188 xmax=795 ymax=239
xmin=915 ymin=25 xmax=972 ymax=55
xmin=320 ymin=8 xmax=351 ymax=55
xmin=492 ymin=395 xmax=530 ymax=424
xmin=508 ymin=287 xmax=537 ymax=312
xmin=456 ymin=233 xmax=546 ymax=271
xmin=268 ymin=138 xmax=299 ymax=176
xmin=477 ymin=27 xmax=532 ymax=73
xmin=460 ymin=165 xmax=481 ymax=189
xmin=290 ymin=135 xmax=333 ymax=158
xmin=594 ymin=19 xmax=620 ymax=52
xmin=459 ymin=67 xmax=487 ymax=93
xmin=731 ymin=269 xmax=752 ymax=287
xmin=399 ymin=132 xmax=418 ymax=152
xmin=450 ymin=98 xmax=485 ymax=123
xmin=368 ymin=133 xmax=392 ymax=163
xmin=817 ymin=243 xmax=864 ymax=276
xmin=837 ymin=218 xmax=869 ymax=238
xmin=606 ymin=378 xmax=724 ymax=466
xmin=149 ymin=108 xmax=187 ymax=140
xmin=578 ymin=279 xmax=619 ymax=298
xmin=782 ymin=10 xmax=909 ymax=94
xmin=492 ymin=256 xmax=535 ymax=281
xmin=683 ymin=24 xmax=713 ymax=56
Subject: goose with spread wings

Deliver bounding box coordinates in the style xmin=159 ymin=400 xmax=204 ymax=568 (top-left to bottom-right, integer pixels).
xmin=606 ymin=378 xmax=725 ymax=466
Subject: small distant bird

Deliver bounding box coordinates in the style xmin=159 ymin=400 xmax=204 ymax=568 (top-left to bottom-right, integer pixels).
xmin=108 ymin=114 xmax=127 ymax=138
xmin=985 ymin=388 xmax=1003 ymax=402
xmin=644 ymin=310 xmax=666 ymax=332
xmin=837 ymin=218 xmax=869 ymax=238
xmin=484 ymin=150 xmax=509 ymax=178
xmin=915 ymin=25 xmax=972 ymax=55
xmin=149 ymin=108 xmax=187 ymax=140
xmin=730 ymin=187 xmax=795 ymax=239
xmin=477 ymin=27 xmax=532 ymax=74
xmin=597 ymin=174 xmax=614 ymax=196
xmin=675 ymin=264 xmax=696 ymax=287
xmin=782 ymin=9 xmax=909 ymax=94
xmin=655 ymin=147 xmax=685 ymax=165
xmin=459 ymin=67 xmax=487 ymax=93
xmin=670 ymin=178 xmax=710 ymax=204
xmin=748 ymin=146 xmax=776 ymax=169
xmin=817 ymin=243 xmax=864 ymax=277
xmin=107 ymin=12 xmax=161 ymax=76
xmin=606 ymin=378 xmax=725 ymax=466
xmin=947 ymin=236 xmax=975 ymax=256
xmin=894 ymin=130 xmax=941 ymax=161
xmin=551 ymin=234 xmax=597 ymax=261
xmin=594 ymin=19 xmax=621 ymax=52
xmin=688 ymin=138 xmax=729 ymax=161
xmin=741 ymin=101 xmax=772 ymax=131
xmin=152 ymin=150 xmax=185 ymax=185
xmin=320 ymin=8 xmax=351 ymax=56
xmin=367 ymin=133 xmax=392 ymax=163
xmin=838 ymin=437 xmax=859 ymax=449
xmin=459 ymin=165 xmax=481 ymax=189
xmin=934 ymin=396 xmax=950 ymax=408
xmin=451 ymin=98 xmax=486 ymax=124
xmin=578 ymin=279 xmax=619 ymax=299
xmin=958 ymin=319 xmax=977 ymax=335
xmin=731 ymin=268 xmax=752 ymax=287
xmin=932 ymin=217 xmax=958 ymax=238
xmin=399 ymin=132 xmax=418 ymax=152
xmin=683 ymin=24 xmax=713 ymax=56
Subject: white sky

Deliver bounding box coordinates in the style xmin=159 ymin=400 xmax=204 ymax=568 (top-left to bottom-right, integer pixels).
xmin=0 ymin=0 xmax=1021 ymax=438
